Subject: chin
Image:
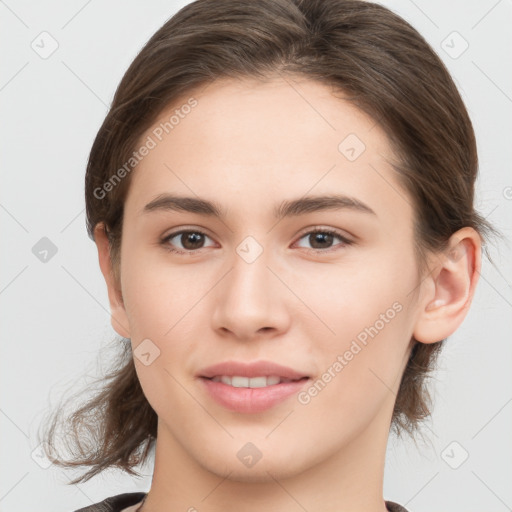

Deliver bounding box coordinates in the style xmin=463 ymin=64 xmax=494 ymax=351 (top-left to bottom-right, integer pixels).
xmin=196 ymin=445 xmax=310 ymax=483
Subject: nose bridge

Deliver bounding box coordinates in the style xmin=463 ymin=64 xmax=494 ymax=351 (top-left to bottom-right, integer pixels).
xmin=211 ymin=234 xmax=288 ymax=338
xmin=228 ymin=234 xmax=274 ymax=311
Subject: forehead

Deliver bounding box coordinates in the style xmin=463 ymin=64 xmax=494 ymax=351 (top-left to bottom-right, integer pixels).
xmin=149 ymin=76 xmax=388 ymax=160
xmin=124 ymin=76 xmax=412 ymax=227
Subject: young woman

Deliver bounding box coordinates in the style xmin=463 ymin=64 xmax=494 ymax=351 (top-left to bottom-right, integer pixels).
xmin=39 ymin=0 xmax=499 ymax=510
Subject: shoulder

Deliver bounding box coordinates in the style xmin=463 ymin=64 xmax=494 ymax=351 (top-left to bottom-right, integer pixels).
xmin=386 ymin=501 xmax=411 ymax=512
xmin=72 ymin=495 xmax=406 ymax=512
xmin=72 ymin=492 xmax=147 ymax=512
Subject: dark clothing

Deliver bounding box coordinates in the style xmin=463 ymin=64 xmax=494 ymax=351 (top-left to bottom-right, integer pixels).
xmin=73 ymin=492 xmax=146 ymax=512
xmin=73 ymin=491 xmax=411 ymax=511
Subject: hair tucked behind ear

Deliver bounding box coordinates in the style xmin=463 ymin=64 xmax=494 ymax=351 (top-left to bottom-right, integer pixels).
xmin=38 ymin=0 xmax=501 ymax=483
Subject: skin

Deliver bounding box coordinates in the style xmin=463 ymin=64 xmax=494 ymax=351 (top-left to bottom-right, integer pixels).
xmin=95 ymin=75 xmax=481 ymax=512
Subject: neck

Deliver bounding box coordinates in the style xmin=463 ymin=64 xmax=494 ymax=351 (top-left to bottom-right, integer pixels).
xmin=140 ymin=409 xmax=392 ymax=512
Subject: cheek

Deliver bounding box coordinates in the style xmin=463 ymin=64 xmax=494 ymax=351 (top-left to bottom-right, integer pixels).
xmin=301 ymin=249 xmax=417 ymax=342
xmin=121 ymin=230 xmax=418 ymax=353
xmin=119 ymin=242 xmax=200 ymax=338
xmin=300 ymin=250 xmax=417 ymax=403
xmin=298 ymin=294 xmax=412 ymax=441
xmin=121 ymin=252 xmax=205 ymax=415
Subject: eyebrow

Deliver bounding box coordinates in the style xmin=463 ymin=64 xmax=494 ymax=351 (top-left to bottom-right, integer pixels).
xmin=142 ymin=193 xmax=376 ymax=219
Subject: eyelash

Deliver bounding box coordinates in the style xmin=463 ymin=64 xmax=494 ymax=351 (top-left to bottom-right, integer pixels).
xmin=160 ymin=227 xmax=353 ymax=255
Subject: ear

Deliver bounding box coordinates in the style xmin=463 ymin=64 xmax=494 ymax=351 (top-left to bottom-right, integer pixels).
xmin=94 ymin=223 xmax=131 ymax=339
xmin=413 ymin=227 xmax=482 ymax=343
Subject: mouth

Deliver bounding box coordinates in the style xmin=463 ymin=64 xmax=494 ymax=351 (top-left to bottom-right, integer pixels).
xmin=198 ymin=359 xmax=310 ymax=382
xmin=203 ymin=375 xmax=309 ymax=388
xmin=196 ymin=360 xmax=311 ymax=413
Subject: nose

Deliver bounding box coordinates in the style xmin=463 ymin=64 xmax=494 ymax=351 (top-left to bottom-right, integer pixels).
xmin=211 ymin=246 xmax=290 ymax=342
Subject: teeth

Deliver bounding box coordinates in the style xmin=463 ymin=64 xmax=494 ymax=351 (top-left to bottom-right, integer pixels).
xmin=211 ymin=375 xmax=284 ymax=387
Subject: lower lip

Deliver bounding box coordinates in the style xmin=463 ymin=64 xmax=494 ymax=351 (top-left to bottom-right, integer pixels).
xmin=199 ymin=377 xmax=310 ymax=413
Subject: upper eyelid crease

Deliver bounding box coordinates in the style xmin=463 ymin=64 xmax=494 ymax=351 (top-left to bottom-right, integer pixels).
xmin=162 ymin=227 xmax=352 ymax=254
xmin=142 ymin=193 xmax=377 ymax=219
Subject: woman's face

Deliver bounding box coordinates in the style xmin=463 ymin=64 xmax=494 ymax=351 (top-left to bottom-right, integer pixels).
xmin=113 ymin=76 xmax=426 ymax=480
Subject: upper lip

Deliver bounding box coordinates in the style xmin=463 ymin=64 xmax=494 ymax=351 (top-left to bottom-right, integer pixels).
xmin=198 ymin=360 xmax=309 ymax=380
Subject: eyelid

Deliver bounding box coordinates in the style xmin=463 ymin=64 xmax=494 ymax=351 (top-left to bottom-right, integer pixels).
xmin=292 ymin=225 xmax=354 ymax=252
xmin=294 ymin=225 xmax=353 ymax=241
xmin=161 ymin=225 xmax=354 ymax=254
xmin=161 ymin=225 xmax=215 ymax=241
xmin=160 ymin=226 xmax=217 ymax=253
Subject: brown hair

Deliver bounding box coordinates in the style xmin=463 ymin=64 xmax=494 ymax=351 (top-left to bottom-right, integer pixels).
xmin=39 ymin=0 xmax=500 ymax=484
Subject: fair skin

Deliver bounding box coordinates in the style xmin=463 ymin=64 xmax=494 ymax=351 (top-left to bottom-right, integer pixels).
xmin=95 ymin=76 xmax=481 ymax=512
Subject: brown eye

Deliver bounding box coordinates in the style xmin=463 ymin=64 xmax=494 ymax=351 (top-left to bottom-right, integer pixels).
xmin=179 ymin=232 xmax=205 ymax=250
xmin=295 ymin=229 xmax=352 ymax=253
xmin=162 ymin=230 xmax=215 ymax=254
xmin=308 ymin=232 xmax=335 ymax=249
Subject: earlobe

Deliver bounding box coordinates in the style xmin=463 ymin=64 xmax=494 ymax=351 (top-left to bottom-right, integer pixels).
xmin=93 ymin=223 xmax=131 ymax=339
xmin=413 ymin=227 xmax=482 ymax=344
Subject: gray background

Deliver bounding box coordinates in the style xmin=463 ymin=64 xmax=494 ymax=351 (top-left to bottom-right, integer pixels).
xmin=1 ymin=1 xmax=511 ymax=511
